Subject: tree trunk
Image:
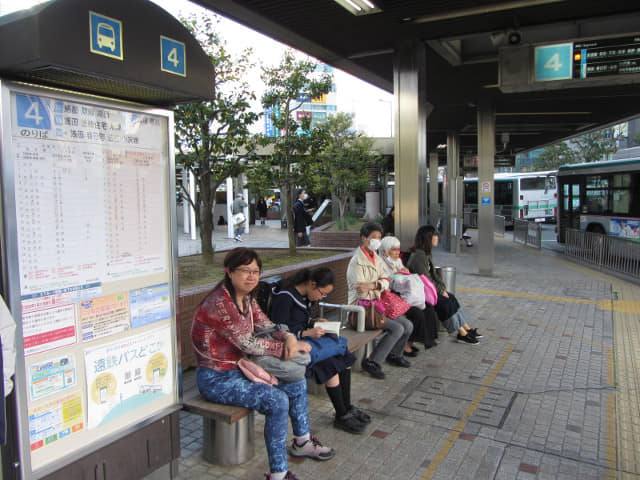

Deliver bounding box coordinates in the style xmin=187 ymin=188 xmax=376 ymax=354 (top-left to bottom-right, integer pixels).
xmin=338 ymin=199 xmax=347 ymax=230
xmin=199 ymin=176 xmax=214 ymax=264
xmin=281 ymin=183 xmax=297 ymax=255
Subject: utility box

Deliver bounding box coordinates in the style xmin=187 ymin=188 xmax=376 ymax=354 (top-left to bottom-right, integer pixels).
xmin=0 ymin=1 xmax=214 ymax=479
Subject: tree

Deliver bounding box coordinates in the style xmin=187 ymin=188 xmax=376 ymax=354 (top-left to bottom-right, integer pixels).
xmin=174 ymin=14 xmax=259 ymax=263
xmin=533 ymin=142 xmax=577 ymax=170
xmin=315 ymin=113 xmax=379 ymax=229
xmin=570 ymin=130 xmax=618 ymax=163
xmin=254 ymin=52 xmax=332 ymax=253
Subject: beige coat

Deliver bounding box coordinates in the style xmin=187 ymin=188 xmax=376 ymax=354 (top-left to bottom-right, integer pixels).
xmin=346 ymin=246 xmax=390 ymax=305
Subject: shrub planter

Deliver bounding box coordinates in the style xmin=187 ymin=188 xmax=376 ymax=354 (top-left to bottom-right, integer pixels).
xmin=310 ymin=221 xmax=361 ymax=248
xmin=178 ymin=249 xmax=353 ymax=370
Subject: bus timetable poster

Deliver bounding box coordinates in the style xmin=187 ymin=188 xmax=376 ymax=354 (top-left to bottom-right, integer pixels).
xmin=1 ymin=84 xmax=178 ymax=475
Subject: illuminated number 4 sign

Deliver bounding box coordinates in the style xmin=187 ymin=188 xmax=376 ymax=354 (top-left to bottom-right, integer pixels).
xmin=160 ymin=36 xmax=186 ymax=77
xmin=534 ymin=43 xmax=573 ymax=82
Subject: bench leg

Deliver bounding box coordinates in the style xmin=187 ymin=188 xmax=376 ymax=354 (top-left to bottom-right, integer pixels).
xmin=202 ymin=412 xmax=255 ymax=465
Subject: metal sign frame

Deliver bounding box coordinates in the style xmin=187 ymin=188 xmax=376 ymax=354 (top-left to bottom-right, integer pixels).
xmin=0 ymin=80 xmax=180 ymax=479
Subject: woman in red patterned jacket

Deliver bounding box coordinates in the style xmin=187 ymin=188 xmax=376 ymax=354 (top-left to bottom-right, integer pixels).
xmin=192 ymin=248 xmax=335 ymax=480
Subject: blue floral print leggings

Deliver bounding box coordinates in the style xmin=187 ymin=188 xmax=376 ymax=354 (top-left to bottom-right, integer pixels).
xmin=196 ymin=367 xmax=309 ymax=473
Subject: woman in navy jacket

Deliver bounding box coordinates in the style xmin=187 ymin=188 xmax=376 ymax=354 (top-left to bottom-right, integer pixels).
xmin=270 ymin=268 xmax=371 ymax=434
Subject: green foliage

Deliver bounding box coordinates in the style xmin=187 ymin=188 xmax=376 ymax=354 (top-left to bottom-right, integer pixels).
xmin=314 ymin=113 xmax=380 ymax=226
xmin=534 ymin=128 xmax=620 ymax=170
xmin=570 ymin=130 xmax=618 ymax=163
xmin=248 ymin=52 xmax=333 ymax=253
xmin=533 ymin=142 xmax=577 ymax=170
xmin=174 ymin=14 xmax=259 ymax=262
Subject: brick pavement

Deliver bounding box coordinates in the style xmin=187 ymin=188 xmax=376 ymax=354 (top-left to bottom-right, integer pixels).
xmin=173 ymin=228 xmax=640 ymax=480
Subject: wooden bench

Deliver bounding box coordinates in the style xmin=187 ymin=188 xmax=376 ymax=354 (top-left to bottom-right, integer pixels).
xmin=181 ymin=325 xmax=383 ymax=466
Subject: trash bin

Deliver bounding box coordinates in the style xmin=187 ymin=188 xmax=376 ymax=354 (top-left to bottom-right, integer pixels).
xmin=435 ymin=266 xmax=456 ymax=294
xmin=280 ymin=217 xmax=288 ymax=229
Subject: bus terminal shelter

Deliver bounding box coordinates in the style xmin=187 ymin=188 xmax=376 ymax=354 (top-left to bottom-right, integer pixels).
xmin=196 ymin=0 xmax=640 ymax=274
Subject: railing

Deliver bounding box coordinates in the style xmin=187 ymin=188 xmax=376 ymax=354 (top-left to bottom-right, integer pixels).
xmin=513 ymin=219 xmax=542 ymax=249
xmin=564 ymin=229 xmax=640 ymax=280
xmin=495 ymin=215 xmax=506 ymax=237
xmin=463 ymin=210 xmax=478 ymax=228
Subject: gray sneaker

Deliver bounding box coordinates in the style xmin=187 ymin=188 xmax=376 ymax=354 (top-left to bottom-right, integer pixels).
xmin=289 ymin=435 xmax=335 ymax=461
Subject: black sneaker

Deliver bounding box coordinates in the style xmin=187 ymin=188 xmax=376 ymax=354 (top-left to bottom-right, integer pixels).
xmin=361 ymin=358 xmax=385 ymax=379
xmin=349 ymin=406 xmax=371 ymax=424
xmin=334 ymin=412 xmax=366 ymax=434
xmin=456 ymin=333 xmax=479 ymax=345
xmin=387 ymin=354 xmax=411 ymax=368
xmin=467 ymin=328 xmax=483 ymax=339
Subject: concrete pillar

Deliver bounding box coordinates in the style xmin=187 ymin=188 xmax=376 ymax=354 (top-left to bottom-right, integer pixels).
xmin=446 ymin=132 xmax=461 ymax=254
xmin=428 ymin=152 xmax=439 ymax=227
xmin=477 ymin=100 xmax=495 ymax=275
xmin=393 ymin=41 xmax=429 ymax=248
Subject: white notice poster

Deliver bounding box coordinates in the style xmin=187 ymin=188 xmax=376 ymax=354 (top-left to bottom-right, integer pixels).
xmin=11 ymin=93 xmax=168 ymax=296
xmin=83 ymin=325 xmax=173 ymax=428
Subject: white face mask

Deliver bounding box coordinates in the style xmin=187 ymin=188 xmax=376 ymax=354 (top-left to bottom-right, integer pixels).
xmin=302 ymin=193 xmax=309 ymax=200
xmin=386 ymin=255 xmax=402 ymax=267
xmin=368 ymin=238 xmax=381 ymax=251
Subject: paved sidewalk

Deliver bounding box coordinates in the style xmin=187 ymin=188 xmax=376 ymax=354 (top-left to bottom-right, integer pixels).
xmin=175 ymin=228 xmax=640 ymax=480
xmin=178 ymin=219 xmax=289 ymax=257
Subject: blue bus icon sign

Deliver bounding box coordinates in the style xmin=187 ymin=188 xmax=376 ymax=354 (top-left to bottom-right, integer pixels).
xmin=90 ymin=12 xmax=123 ymax=60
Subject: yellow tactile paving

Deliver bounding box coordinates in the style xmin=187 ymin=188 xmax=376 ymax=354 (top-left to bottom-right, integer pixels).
xmin=460 ymin=273 xmax=640 ymax=477
xmin=611 ymin=281 xmax=640 ymax=477
xmin=420 ymin=344 xmax=515 ymax=480
xmin=459 ymin=286 xmax=640 ymax=314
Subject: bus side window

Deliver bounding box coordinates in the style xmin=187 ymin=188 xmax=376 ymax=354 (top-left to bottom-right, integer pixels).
xmin=612 ymin=173 xmax=631 ymax=215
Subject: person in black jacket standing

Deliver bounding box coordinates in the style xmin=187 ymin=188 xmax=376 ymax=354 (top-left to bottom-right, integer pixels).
xmin=292 ymin=189 xmax=313 ymax=246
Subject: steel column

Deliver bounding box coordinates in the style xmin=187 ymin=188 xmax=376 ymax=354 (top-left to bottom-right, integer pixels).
xmin=393 ymin=41 xmax=429 ymax=248
xmin=477 ymin=100 xmax=495 ymax=274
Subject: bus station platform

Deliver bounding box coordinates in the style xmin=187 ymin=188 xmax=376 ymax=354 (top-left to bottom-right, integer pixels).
xmin=173 ymin=225 xmax=640 ymax=480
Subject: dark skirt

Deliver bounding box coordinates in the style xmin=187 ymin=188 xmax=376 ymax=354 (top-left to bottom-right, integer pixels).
xmin=434 ymin=292 xmax=460 ymax=322
xmin=306 ymin=350 xmax=356 ymax=385
xmin=404 ymin=306 xmax=438 ymax=348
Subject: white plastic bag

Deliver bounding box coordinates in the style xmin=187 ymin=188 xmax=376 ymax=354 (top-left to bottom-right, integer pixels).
xmin=390 ymin=273 xmax=425 ymax=309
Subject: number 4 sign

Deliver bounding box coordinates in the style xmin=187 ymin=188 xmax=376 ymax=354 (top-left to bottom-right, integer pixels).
xmin=160 ymin=36 xmax=186 ymax=77
xmin=534 ymin=43 xmax=573 ymax=82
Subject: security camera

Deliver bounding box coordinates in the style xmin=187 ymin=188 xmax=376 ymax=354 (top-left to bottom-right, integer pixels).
xmin=507 ymin=30 xmax=522 ymax=45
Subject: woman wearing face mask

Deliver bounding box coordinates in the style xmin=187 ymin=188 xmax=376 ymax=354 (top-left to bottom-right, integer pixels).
xmin=378 ymin=236 xmax=439 ymax=353
xmin=346 ymin=222 xmax=414 ymax=379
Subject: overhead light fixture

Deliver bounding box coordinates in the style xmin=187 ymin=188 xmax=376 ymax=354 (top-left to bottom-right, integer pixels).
xmin=333 ymin=0 xmax=381 ymax=16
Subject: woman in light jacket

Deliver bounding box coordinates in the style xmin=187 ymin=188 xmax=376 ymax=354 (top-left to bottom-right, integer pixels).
xmin=346 ymin=222 xmax=413 ymax=379
xmin=378 ymin=236 xmax=439 ymax=352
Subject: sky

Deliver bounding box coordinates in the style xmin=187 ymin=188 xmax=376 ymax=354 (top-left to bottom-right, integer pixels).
xmin=0 ymin=0 xmax=394 ymax=137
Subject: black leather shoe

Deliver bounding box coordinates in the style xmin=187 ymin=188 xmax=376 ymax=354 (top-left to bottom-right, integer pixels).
xmin=361 ymin=358 xmax=385 ymax=379
xmin=387 ymin=354 xmax=411 ymax=368
xmin=403 ymin=349 xmax=418 ymax=357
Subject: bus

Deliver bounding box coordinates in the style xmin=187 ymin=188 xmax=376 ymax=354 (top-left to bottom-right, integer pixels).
xmin=556 ymin=158 xmax=640 ymax=243
xmin=463 ymin=171 xmax=557 ymax=226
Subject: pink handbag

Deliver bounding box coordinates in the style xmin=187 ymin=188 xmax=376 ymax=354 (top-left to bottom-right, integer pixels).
xmin=378 ymin=290 xmax=412 ymax=319
xmin=419 ymin=274 xmax=438 ymax=306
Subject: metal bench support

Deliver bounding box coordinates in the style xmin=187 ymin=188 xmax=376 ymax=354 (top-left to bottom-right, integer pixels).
xmin=202 ymin=411 xmax=255 ymax=465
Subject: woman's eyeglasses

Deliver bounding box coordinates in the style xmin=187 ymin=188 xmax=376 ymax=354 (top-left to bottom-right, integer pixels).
xmin=316 ymin=287 xmax=331 ymax=298
xmin=235 ymin=268 xmax=261 ymax=277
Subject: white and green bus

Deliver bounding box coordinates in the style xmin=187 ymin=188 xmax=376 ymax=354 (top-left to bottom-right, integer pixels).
xmin=463 ymin=171 xmax=557 ymax=226
xmin=557 ymin=158 xmax=640 ymax=243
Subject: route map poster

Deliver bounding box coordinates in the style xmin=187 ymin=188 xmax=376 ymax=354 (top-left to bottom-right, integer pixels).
xmin=1 ymin=83 xmax=178 ymax=475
